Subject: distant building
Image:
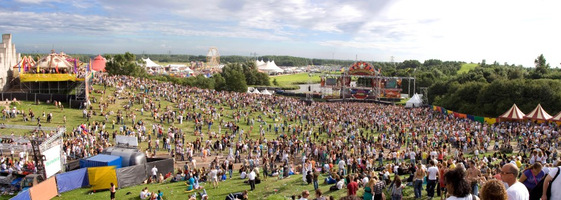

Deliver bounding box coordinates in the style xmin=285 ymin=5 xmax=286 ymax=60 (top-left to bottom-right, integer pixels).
xmin=0 ymin=34 xmax=20 ymax=91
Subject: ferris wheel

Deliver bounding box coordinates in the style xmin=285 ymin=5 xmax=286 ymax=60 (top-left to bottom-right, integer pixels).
xmin=206 ymin=47 xmax=220 ymax=67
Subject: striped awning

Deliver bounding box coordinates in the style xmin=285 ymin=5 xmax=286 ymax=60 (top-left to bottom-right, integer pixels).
xmin=524 ymin=104 xmax=552 ymax=120
xmin=551 ymin=111 xmax=561 ymax=121
xmin=498 ymin=104 xmax=525 ymax=120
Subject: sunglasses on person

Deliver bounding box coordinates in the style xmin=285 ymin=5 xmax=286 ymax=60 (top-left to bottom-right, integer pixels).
xmin=500 ymin=171 xmax=514 ymax=175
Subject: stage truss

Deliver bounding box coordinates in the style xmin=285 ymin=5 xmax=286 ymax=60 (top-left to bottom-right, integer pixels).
xmin=320 ymin=61 xmax=410 ymax=101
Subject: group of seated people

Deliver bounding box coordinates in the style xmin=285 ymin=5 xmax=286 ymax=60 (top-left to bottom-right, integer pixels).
xmin=139 ymin=187 xmax=163 ymax=200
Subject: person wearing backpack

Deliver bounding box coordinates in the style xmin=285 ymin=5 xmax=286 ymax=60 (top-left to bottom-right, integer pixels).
xmin=541 ymin=163 xmax=561 ymax=200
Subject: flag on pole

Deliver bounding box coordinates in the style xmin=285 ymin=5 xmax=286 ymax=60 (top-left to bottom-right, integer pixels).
xmin=55 ymin=63 xmax=59 ymax=73
xmin=18 ymin=60 xmax=22 ymax=73
xmin=74 ymin=59 xmax=77 ymax=74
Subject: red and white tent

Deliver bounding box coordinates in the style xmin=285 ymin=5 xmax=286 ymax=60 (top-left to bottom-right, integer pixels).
xmin=498 ymin=104 xmax=526 ymax=120
xmin=551 ymin=111 xmax=561 ymax=122
xmin=525 ymin=104 xmax=553 ymax=120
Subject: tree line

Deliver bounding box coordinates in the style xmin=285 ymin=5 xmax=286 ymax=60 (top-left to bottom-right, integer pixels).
xmin=24 ymin=52 xmax=561 ymax=117
xmin=103 ymin=52 xmax=269 ymax=93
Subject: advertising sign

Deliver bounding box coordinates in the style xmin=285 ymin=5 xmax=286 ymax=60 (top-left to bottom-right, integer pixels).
xmin=43 ymin=145 xmax=62 ymax=178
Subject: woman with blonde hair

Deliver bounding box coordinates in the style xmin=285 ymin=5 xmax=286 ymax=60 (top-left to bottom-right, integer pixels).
xmin=480 ymin=179 xmax=507 ymax=200
xmin=363 ymin=177 xmax=375 ymax=200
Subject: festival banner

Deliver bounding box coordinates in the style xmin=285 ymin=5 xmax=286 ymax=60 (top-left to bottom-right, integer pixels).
xmin=474 ymin=116 xmax=484 ymax=123
xmin=447 ymin=110 xmax=453 ymax=115
xmin=453 ymin=112 xmax=460 ymax=118
xmin=467 ymin=115 xmax=475 ymax=121
xmin=484 ymin=117 xmax=496 ymax=125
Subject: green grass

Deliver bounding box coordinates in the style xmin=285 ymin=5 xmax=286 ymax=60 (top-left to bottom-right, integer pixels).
xmin=270 ymin=73 xmax=322 ymax=87
xmin=458 ymin=63 xmax=479 ymax=74
xmin=395 ymin=98 xmax=409 ymax=105
xmin=48 ymin=170 xmax=429 ymax=200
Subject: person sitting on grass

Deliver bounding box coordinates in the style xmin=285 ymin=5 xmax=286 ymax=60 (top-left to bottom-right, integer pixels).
xmin=226 ymin=190 xmax=249 ymax=200
xmin=185 ymin=176 xmax=195 ymax=191
xmin=140 ymin=187 xmax=151 ymax=200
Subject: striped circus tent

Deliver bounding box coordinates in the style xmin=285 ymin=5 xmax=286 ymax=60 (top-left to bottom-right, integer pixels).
xmin=551 ymin=111 xmax=561 ymax=121
xmin=524 ymin=104 xmax=552 ymax=120
xmin=498 ymin=104 xmax=525 ymax=120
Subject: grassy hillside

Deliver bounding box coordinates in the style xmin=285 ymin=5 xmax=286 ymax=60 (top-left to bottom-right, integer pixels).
xmin=457 ymin=63 xmax=479 ymax=74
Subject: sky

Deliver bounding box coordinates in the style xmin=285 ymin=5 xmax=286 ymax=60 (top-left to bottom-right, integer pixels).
xmin=1 ymin=0 xmax=560 ymax=67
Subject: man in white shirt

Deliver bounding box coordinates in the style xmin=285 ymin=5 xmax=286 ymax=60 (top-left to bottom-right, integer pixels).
xmin=151 ymin=166 xmax=158 ymax=182
xmin=426 ymin=160 xmax=439 ymax=199
xmin=541 ymin=165 xmax=560 ymax=200
xmin=248 ymin=169 xmax=256 ymax=191
xmin=338 ymin=159 xmax=346 ymax=176
xmin=501 ymin=163 xmax=529 ymax=200
xmin=140 ymin=187 xmax=150 ymax=200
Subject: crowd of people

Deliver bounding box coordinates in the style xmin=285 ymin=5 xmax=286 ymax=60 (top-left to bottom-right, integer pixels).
xmin=1 ymin=73 xmax=561 ymax=199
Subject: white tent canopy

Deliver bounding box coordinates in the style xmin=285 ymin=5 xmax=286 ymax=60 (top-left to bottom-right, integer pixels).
xmin=255 ymin=60 xmax=284 ymax=73
xmin=261 ymin=89 xmax=272 ymax=95
xmin=252 ymin=88 xmax=260 ymax=94
xmin=405 ymin=94 xmax=423 ymax=108
xmin=142 ymin=58 xmax=161 ymax=68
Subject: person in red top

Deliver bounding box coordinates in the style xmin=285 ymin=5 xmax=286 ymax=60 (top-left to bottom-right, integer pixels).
xmin=347 ymin=174 xmax=359 ymax=196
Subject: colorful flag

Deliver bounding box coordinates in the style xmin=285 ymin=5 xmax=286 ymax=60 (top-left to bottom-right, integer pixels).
xmin=55 ymin=63 xmax=59 ymax=73
xmin=74 ymin=59 xmax=77 ymax=74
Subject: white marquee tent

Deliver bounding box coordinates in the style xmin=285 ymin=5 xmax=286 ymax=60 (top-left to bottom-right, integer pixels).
xmin=255 ymin=60 xmax=284 ymax=74
xmin=142 ymin=58 xmax=161 ymax=68
xmin=261 ymin=89 xmax=272 ymax=95
xmin=405 ymin=94 xmax=423 ymax=108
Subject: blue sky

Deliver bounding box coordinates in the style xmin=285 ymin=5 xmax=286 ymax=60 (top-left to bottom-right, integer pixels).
xmin=1 ymin=0 xmax=560 ymax=67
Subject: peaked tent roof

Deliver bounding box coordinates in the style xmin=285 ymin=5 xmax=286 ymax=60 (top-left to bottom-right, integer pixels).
xmin=551 ymin=111 xmax=561 ymax=121
xmin=35 ymin=52 xmax=76 ymax=69
xmin=261 ymin=89 xmax=272 ymax=95
xmin=142 ymin=58 xmax=161 ymax=68
xmin=498 ymin=104 xmax=526 ymax=120
xmin=405 ymin=94 xmax=423 ymax=108
xmin=13 ymin=56 xmax=36 ymax=69
xmin=91 ymin=55 xmax=106 ymax=72
xmin=524 ymin=104 xmax=552 ymax=120
xmin=256 ymin=60 xmax=284 ymax=73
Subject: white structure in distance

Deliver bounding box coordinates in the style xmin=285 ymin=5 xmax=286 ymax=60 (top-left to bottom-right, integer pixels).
xmin=255 ymin=60 xmax=284 ymax=74
xmin=0 ymin=34 xmax=20 ymax=91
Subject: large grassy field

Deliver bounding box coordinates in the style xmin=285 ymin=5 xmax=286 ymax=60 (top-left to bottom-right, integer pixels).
xmin=270 ymin=73 xmax=322 ymax=88
xmin=0 ymin=77 xmax=511 ymax=200
xmin=457 ymin=63 xmax=479 ymax=74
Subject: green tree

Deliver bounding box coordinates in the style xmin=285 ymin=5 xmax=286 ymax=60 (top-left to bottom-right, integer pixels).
xmin=255 ymin=72 xmax=270 ymax=86
xmin=272 ymin=78 xmax=279 ymax=86
xmin=213 ymin=73 xmax=226 ymax=91
xmin=105 ymin=52 xmax=147 ymax=77
xmin=533 ymin=54 xmax=550 ymax=78
xmin=221 ymin=63 xmax=248 ymax=92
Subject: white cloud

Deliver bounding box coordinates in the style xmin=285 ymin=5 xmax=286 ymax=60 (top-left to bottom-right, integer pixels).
xmin=6 ymin=0 xmax=561 ymax=67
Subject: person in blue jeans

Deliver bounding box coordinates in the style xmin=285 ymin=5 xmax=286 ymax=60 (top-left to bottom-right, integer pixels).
xmin=413 ymin=163 xmax=425 ymax=199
